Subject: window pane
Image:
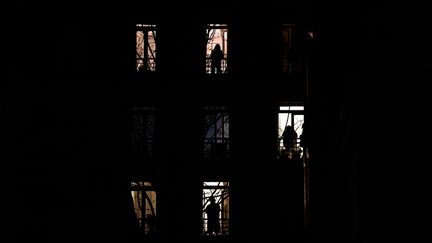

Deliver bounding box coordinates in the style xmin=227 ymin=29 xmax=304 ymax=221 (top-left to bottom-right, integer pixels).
xmin=203 ymin=181 xmax=230 ymax=236
xmin=278 ymin=105 xmax=304 ymax=160
xmin=130 ymin=181 xmax=157 ymax=235
xmin=136 ymin=24 xmax=157 ymax=72
xmin=206 ymin=24 xmax=228 ymax=74
xmin=204 ymin=107 xmax=230 ymax=159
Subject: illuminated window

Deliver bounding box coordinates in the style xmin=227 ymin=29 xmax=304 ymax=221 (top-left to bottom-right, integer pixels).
xmin=281 ymin=24 xmax=300 ymax=73
xmin=278 ymin=105 xmax=304 ymax=159
xmin=202 ymin=181 xmax=230 ymax=236
xmin=136 ymin=24 xmax=157 ymax=72
xmin=131 ymin=106 xmax=156 ymax=159
xmin=131 ymin=181 xmax=157 ymax=235
xmin=206 ymin=24 xmax=228 ymax=74
xmin=204 ymin=106 xmax=230 ymax=159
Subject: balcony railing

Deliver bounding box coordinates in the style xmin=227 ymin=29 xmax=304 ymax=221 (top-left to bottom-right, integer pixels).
xmin=202 ymin=218 xmax=229 ymax=236
xmin=136 ymin=58 xmax=156 ymax=72
xmin=278 ymin=138 xmax=302 ymax=160
xmin=205 ymin=58 xmax=227 ymax=74
xmin=204 ymin=138 xmax=230 ymax=159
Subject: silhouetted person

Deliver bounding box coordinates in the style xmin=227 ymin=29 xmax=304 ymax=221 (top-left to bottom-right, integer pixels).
xmin=205 ymin=196 xmax=220 ymax=235
xmin=282 ymin=125 xmax=298 ymax=159
xmin=210 ymin=44 xmax=223 ymax=74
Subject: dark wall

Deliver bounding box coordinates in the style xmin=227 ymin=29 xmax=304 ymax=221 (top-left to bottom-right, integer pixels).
xmin=4 ymin=2 xmax=426 ymax=243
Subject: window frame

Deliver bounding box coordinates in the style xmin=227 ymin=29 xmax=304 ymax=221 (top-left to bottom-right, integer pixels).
xmin=278 ymin=105 xmax=304 ymax=160
xmin=205 ymin=24 xmax=229 ymax=74
xmin=202 ymin=181 xmax=230 ymax=237
xmin=203 ymin=106 xmax=230 ymax=159
xmin=130 ymin=180 xmax=157 ymax=235
xmin=136 ymin=24 xmax=158 ymax=72
xmin=130 ymin=106 xmax=157 ymax=160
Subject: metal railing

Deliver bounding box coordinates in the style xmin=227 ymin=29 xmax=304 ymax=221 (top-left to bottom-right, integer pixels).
xmin=202 ymin=218 xmax=229 ymax=236
xmin=278 ymin=138 xmax=302 ymax=160
xmin=204 ymin=138 xmax=230 ymax=159
xmin=136 ymin=58 xmax=156 ymax=72
xmin=205 ymin=58 xmax=228 ymax=74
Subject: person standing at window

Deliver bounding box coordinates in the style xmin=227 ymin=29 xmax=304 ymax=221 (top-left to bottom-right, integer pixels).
xmin=210 ymin=44 xmax=223 ymax=74
xmin=205 ymin=196 xmax=220 ymax=235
